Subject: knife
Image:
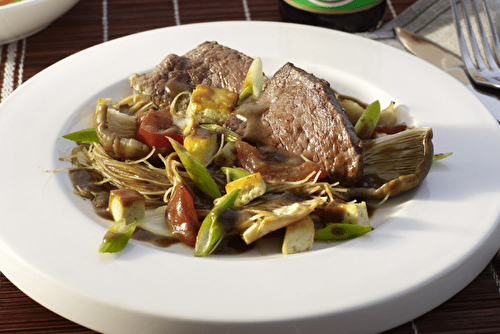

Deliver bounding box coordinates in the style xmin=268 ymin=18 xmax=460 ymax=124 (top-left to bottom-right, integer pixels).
xmin=395 ymin=27 xmax=500 ymax=122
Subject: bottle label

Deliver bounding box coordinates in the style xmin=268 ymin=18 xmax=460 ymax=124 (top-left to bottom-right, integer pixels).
xmin=284 ymin=0 xmax=383 ymax=14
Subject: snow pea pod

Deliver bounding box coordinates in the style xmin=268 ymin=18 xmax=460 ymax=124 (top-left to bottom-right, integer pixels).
xmin=168 ymin=137 xmax=222 ymax=199
xmin=194 ymin=189 xmax=241 ymax=257
xmin=314 ymin=223 xmax=373 ymax=241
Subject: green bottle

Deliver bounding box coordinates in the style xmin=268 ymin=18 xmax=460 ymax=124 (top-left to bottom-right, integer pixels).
xmin=279 ymin=0 xmax=387 ymax=33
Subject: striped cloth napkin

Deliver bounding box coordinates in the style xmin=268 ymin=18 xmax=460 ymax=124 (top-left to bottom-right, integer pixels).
xmin=0 ymin=40 xmax=24 ymax=103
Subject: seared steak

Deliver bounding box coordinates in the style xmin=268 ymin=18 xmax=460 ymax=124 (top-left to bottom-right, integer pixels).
xmin=224 ymin=62 xmax=363 ymax=185
xmin=129 ymin=41 xmax=256 ymax=108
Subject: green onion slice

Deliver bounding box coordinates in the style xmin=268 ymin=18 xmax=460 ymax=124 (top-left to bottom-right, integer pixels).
xmin=98 ymin=220 xmax=137 ymax=253
xmin=354 ymin=100 xmax=381 ymax=140
xmin=168 ymin=137 xmax=222 ymax=199
xmin=194 ymin=189 xmax=241 ymax=257
xmin=63 ymin=128 xmax=100 ymax=144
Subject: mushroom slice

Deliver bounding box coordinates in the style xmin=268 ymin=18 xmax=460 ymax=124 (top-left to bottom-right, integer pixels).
xmin=94 ymin=98 xmax=151 ymax=160
xmin=236 ymin=197 xmax=325 ymax=245
xmin=347 ymin=127 xmax=434 ymax=199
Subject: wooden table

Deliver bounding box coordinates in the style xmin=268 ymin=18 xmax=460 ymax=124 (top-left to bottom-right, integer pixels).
xmin=2 ymin=0 xmax=500 ymax=333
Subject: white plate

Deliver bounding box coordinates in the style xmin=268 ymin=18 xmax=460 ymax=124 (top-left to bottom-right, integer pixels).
xmin=0 ymin=0 xmax=80 ymax=45
xmin=1 ymin=21 xmax=500 ymax=334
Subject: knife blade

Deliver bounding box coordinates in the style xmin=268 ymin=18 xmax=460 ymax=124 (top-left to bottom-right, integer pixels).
xmin=395 ymin=27 xmax=500 ymax=122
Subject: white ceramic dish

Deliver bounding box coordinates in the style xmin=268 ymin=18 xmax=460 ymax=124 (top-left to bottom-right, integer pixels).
xmin=0 ymin=0 xmax=79 ymax=45
xmin=1 ymin=21 xmax=500 ymax=334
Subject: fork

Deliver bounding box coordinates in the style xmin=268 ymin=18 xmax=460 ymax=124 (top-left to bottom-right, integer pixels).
xmin=451 ymin=0 xmax=500 ymax=89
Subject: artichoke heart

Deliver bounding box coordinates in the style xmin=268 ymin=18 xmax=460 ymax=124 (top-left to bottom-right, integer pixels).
xmin=348 ymin=127 xmax=434 ymax=199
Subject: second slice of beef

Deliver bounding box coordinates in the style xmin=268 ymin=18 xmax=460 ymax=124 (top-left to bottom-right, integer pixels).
xmin=129 ymin=41 xmax=256 ymax=108
xmin=225 ymin=62 xmax=363 ymax=185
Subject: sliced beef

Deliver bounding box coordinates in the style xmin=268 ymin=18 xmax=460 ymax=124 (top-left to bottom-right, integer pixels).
xmin=129 ymin=41 xmax=257 ymax=108
xmin=224 ymin=62 xmax=363 ymax=185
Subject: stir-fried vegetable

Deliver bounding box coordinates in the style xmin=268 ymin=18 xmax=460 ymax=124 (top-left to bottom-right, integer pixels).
xmin=98 ymin=219 xmax=137 ymax=253
xmin=201 ymin=124 xmax=242 ymax=142
xmin=166 ymin=183 xmax=200 ymax=247
xmin=168 ymin=137 xmax=222 ymax=199
xmin=63 ymin=128 xmax=100 ymax=144
xmin=98 ymin=188 xmax=145 ymax=253
xmin=314 ymin=224 xmax=373 ymax=241
xmin=354 ymin=100 xmax=381 ymax=140
xmin=94 ymin=98 xmax=151 ymax=160
xmin=349 ymin=127 xmax=434 ymax=199
xmin=0 ymin=0 xmax=22 ymax=6
xmin=194 ymin=189 xmax=241 ymax=257
xmin=136 ymin=109 xmax=183 ymax=150
xmin=336 ymin=93 xmax=397 ymax=127
xmin=238 ymin=57 xmax=264 ymax=104
xmin=239 ymin=197 xmax=325 ymax=245
xmin=221 ymin=166 xmax=251 ymax=181
xmin=433 ymin=152 xmax=453 ymax=161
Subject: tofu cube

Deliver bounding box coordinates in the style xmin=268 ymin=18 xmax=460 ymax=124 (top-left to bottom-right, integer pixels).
xmin=342 ymin=201 xmax=369 ymax=226
xmin=282 ymin=216 xmax=315 ymax=255
xmin=225 ymin=172 xmax=266 ymax=206
xmin=108 ymin=189 xmax=145 ymax=224
xmin=321 ymin=200 xmax=369 ymax=226
xmin=183 ymin=127 xmax=219 ymax=166
xmin=186 ymin=84 xmax=238 ymax=125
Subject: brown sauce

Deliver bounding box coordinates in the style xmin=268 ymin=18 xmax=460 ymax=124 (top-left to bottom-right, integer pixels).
xmin=69 ymin=168 xmax=114 ymax=197
xmin=165 ymin=81 xmax=193 ymax=98
xmin=232 ymin=101 xmax=327 ymax=183
xmin=92 ymin=191 xmax=113 ymax=220
xmin=255 ymin=144 xmax=305 ymax=166
xmin=213 ymin=235 xmax=255 ymax=255
xmin=233 ymin=100 xmax=271 ymax=146
xmin=69 ymin=169 xmax=115 ymax=220
xmin=367 ymin=205 xmax=377 ymax=218
xmin=132 ymin=227 xmax=179 ymax=248
xmin=356 ymin=174 xmax=390 ymax=189
xmin=318 ymin=199 xmax=348 ymax=224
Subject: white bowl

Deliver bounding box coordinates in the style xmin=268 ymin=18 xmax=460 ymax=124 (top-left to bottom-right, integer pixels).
xmin=0 ymin=0 xmax=80 ymax=45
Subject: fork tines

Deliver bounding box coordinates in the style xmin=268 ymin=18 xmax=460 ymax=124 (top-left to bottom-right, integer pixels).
xmin=451 ymin=0 xmax=500 ymax=89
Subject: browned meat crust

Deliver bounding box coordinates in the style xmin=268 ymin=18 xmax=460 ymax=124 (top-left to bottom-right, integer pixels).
xmin=129 ymin=41 xmax=256 ymax=108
